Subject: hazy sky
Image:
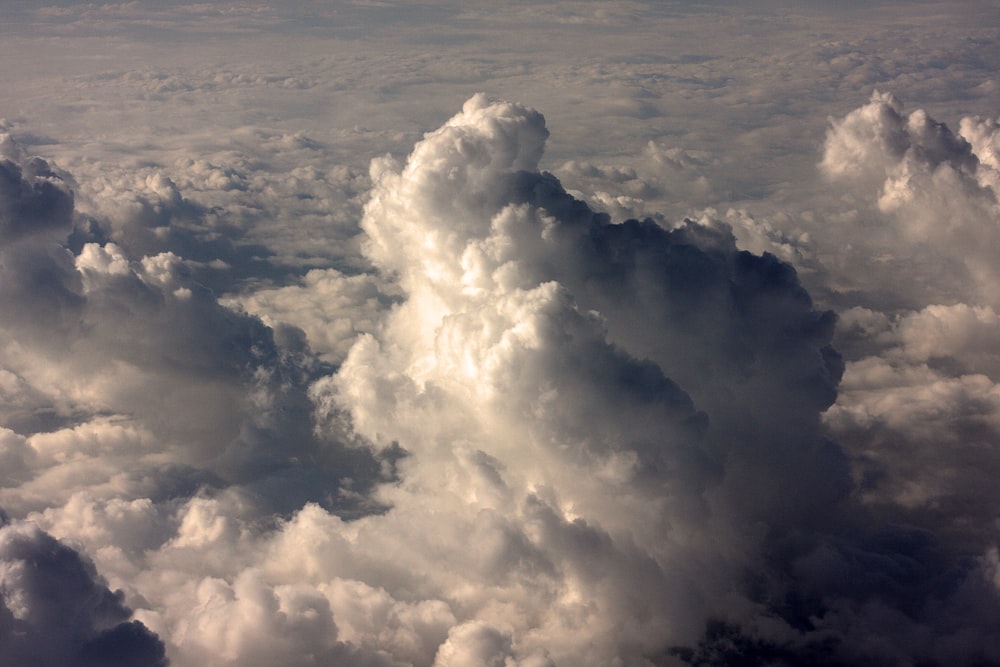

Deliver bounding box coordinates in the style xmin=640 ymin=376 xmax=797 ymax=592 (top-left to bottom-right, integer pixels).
xmin=2 ymin=2 xmax=1000 ymax=666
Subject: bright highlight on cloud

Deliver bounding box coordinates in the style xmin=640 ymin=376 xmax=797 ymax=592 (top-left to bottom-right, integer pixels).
xmin=3 ymin=82 xmax=1000 ymax=667
xmin=820 ymin=90 xmax=1000 ymax=307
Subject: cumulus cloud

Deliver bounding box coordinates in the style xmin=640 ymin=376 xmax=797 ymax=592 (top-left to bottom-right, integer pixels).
xmin=224 ymin=268 xmax=398 ymax=365
xmin=821 ymin=91 xmax=1000 ymax=307
xmin=4 ymin=73 xmax=1000 ymax=667
xmin=304 ymin=94 xmax=999 ymax=665
xmin=809 ymin=91 xmax=1000 ymax=666
xmin=0 ymin=518 xmax=166 ymax=667
xmin=0 ymin=138 xmax=390 ymax=520
xmin=821 ymin=96 xmax=1000 ymax=540
xmin=326 ymin=93 xmax=1000 ymax=666
xmin=0 ymin=135 xmax=74 ymax=244
xmin=0 ymin=131 xmax=400 ymax=667
xmin=826 ymin=302 xmax=1000 ymax=573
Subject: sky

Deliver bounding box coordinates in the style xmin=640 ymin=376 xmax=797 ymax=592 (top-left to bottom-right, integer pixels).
xmin=1 ymin=1 xmax=1000 ymax=665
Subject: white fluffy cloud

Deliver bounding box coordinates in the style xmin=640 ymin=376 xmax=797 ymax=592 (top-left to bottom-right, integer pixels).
xmin=225 ymin=268 xmax=396 ymax=365
xmin=821 ymin=95 xmax=1000 ymax=530
xmin=821 ymin=90 xmax=1000 ymax=306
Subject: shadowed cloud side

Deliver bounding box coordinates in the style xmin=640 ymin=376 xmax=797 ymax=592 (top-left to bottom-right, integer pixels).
xmin=0 ymin=519 xmax=167 ymax=667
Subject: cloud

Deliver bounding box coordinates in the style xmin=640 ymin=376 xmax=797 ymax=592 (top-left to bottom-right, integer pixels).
xmin=0 ymin=135 xmax=74 ymax=244
xmin=821 ymin=91 xmax=1000 ymax=307
xmin=826 ymin=302 xmax=1000 ymax=572
xmin=224 ymin=268 xmax=398 ymax=366
xmin=0 ymin=132 xmax=398 ymax=666
xmin=310 ymin=94 xmax=942 ymax=665
xmin=310 ymin=93 xmax=1000 ymax=666
xmin=432 ymin=621 xmax=553 ymax=667
xmin=3 ymin=35 xmax=1000 ymax=662
xmin=0 ymin=137 xmax=389 ymax=526
xmin=806 ymin=93 xmax=1000 ymax=666
xmin=159 ymin=567 xmax=408 ymax=667
xmin=0 ymin=518 xmax=167 ymax=667
xmin=555 ymin=143 xmax=717 ymax=223
xmin=0 ymin=429 xmax=34 ymax=488
xmin=820 ymin=96 xmax=1000 ymax=548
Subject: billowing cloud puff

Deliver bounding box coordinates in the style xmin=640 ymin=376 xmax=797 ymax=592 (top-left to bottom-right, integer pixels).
xmin=225 ymin=268 xmax=397 ymax=365
xmin=0 ymin=518 xmax=166 ymax=667
xmin=432 ymin=621 xmax=553 ymax=667
xmin=960 ymin=114 xmax=1000 ymax=189
xmin=828 ymin=302 xmax=1000 ymax=565
xmin=0 ymin=142 xmax=386 ymax=522
xmin=0 ymin=135 xmax=74 ymax=244
xmin=336 ymin=94 xmax=846 ymax=518
xmin=821 ymin=91 xmax=1000 ymax=307
xmin=821 ymin=94 xmax=1000 ymax=543
xmin=310 ymin=93 xmax=1000 ymax=666
xmin=0 ymin=134 xmax=394 ymax=666
xmin=814 ymin=93 xmax=1000 ymax=666
xmin=308 ymin=94 xmax=888 ymax=664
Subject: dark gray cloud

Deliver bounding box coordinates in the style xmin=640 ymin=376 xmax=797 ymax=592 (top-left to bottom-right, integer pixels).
xmin=0 ymin=519 xmax=166 ymax=667
xmin=0 ymin=137 xmax=73 ymax=243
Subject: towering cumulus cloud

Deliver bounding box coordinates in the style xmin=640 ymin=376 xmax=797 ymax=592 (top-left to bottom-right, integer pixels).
xmin=311 ymin=94 xmax=863 ymax=664
xmin=313 ymin=94 xmax=1000 ymax=665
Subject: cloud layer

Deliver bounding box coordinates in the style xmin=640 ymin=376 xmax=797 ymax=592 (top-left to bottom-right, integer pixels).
xmin=2 ymin=7 xmax=1000 ymax=659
